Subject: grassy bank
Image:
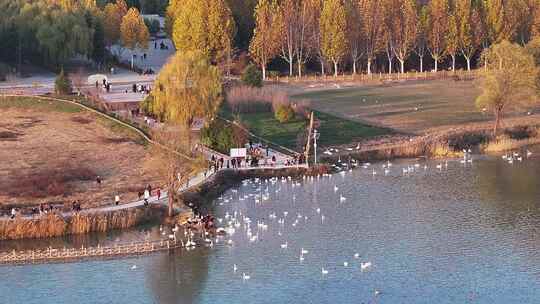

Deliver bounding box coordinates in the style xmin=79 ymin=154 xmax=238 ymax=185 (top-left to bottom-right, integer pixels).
xmin=220 ymin=107 xmax=391 ymax=151
xmin=292 ymin=80 xmax=488 ymax=134
xmin=0 ymin=95 xmax=82 ymax=113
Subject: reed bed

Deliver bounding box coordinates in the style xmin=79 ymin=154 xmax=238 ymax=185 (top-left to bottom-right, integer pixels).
xmin=0 ymin=206 xmax=165 ymax=241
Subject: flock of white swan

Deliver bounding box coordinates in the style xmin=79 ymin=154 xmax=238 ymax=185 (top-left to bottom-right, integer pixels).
xmin=140 ymin=147 xmax=534 ymax=297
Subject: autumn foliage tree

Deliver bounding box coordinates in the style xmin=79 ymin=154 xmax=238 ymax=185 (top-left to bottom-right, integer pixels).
xmin=151 ymin=51 xmax=223 ymax=128
xmin=171 ymin=0 xmax=235 ymax=64
xmin=249 ymin=0 xmax=281 ymax=80
xmin=427 ymin=0 xmax=449 ymax=72
xmin=320 ymin=0 xmax=347 ymax=77
xmin=390 ymin=0 xmax=417 ymax=74
xmin=476 ymin=41 xmax=539 ymax=135
xmin=146 ymin=126 xmax=206 ymax=217
xmin=103 ymin=0 xmax=128 ymax=47
xmin=120 ymin=7 xmax=149 ymax=51
xmin=360 ymin=0 xmax=384 ymax=75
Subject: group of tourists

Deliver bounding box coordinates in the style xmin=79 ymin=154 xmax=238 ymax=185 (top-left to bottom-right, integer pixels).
xmin=95 ymin=78 xmax=112 ymax=93
xmin=131 ymin=83 xmax=151 ymax=94
xmin=154 ymin=40 xmax=169 ymax=50
xmin=138 ymin=184 xmax=158 ymax=206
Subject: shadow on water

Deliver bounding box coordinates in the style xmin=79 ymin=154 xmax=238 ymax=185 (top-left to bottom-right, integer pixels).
xmin=145 ymin=248 xmax=211 ymax=304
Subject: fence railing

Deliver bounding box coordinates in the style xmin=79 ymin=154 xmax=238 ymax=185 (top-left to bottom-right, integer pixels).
xmin=270 ymin=70 xmax=479 ymax=84
xmin=0 ymin=238 xmax=184 ymax=265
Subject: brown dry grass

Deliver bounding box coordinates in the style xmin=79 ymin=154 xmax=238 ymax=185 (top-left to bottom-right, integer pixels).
xmin=0 ymin=104 xmax=162 ymax=210
xmin=0 ymin=206 xmax=165 ymax=240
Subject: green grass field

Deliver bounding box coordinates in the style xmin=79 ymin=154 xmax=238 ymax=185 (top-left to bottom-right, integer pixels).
xmin=221 ymin=106 xmax=391 ymax=150
xmin=293 ymin=80 xmax=486 ymax=134
xmin=0 ymin=96 xmax=82 ymax=113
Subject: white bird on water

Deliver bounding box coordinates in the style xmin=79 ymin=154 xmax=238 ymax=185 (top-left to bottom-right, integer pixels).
xmin=343 ymin=261 xmax=349 ymax=267
xmin=131 ymin=265 xmax=137 ymax=270
xmin=340 ymin=195 xmax=347 ymax=202
xmin=281 ymin=242 xmax=288 ymax=249
xmin=301 ymin=248 xmax=309 ymax=255
xmin=334 ymin=185 xmax=339 ymax=192
xmin=242 ymin=273 xmax=251 ymax=281
xmin=361 ymin=262 xmax=372 ymax=271
xmin=321 ymin=267 xmax=329 ymax=275
xmin=354 ymin=253 xmax=360 ymax=259
xmin=233 ymin=264 xmax=238 ymax=273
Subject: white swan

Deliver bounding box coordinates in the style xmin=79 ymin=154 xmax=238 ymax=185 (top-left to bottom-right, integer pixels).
xmin=242 ymin=273 xmax=251 ymax=280
xmin=361 ymin=262 xmax=372 ymax=271
xmin=354 ymin=253 xmax=360 ymax=259
xmin=340 ymin=195 xmax=346 ymax=202
xmin=343 ymin=261 xmax=349 ymax=267
xmin=334 ymin=185 xmax=339 ymax=192
xmin=321 ymin=267 xmax=329 ymax=275
xmin=281 ymin=242 xmax=288 ymax=249
xmin=301 ymin=248 xmax=309 ymax=254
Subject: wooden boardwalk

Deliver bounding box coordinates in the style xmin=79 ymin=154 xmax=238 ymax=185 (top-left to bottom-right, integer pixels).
xmin=0 ymin=238 xmax=186 ymax=266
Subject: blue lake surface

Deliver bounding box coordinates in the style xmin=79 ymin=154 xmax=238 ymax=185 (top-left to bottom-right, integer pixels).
xmin=2 ymin=149 xmax=540 ymax=304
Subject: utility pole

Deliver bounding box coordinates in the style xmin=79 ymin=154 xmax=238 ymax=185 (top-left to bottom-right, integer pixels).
xmin=313 ymin=129 xmax=319 ymax=164
xmin=304 ymin=111 xmax=314 ymax=165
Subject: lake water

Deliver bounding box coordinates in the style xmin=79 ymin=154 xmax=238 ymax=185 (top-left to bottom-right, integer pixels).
xmin=2 ymin=148 xmax=540 ymax=304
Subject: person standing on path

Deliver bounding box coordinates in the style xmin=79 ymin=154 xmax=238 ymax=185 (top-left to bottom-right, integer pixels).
xmin=115 ymin=195 xmax=120 ymax=206
xmin=157 ymin=188 xmax=161 ymax=200
xmin=10 ymin=208 xmax=16 ymax=219
xmin=144 ymin=189 xmax=150 ymax=206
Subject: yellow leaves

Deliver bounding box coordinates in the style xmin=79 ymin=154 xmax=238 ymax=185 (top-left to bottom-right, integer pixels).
xmin=152 ymin=51 xmax=222 ymax=127
xmin=171 ymin=0 xmax=235 ymax=62
xmin=120 ymin=7 xmax=149 ymax=50
xmin=103 ymin=0 xmax=128 ymax=46
xmin=320 ymin=0 xmax=347 ymax=64
xmin=249 ymin=0 xmax=281 ymax=78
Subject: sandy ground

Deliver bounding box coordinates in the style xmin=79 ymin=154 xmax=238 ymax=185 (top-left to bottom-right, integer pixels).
xmin=0 ymin=107 xmax=161 ymax=209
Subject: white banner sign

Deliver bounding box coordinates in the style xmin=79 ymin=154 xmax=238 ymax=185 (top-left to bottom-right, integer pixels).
xmin=230 ymin=148 xmax=247 ymax=158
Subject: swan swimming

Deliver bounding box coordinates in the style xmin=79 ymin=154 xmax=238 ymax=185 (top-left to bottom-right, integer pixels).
xmin=361 ymin=262 xmax=372 ymax=271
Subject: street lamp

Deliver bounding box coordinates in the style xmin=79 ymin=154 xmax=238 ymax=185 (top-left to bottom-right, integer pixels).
xmin=313 ymin=129 xmax=320 ymax=164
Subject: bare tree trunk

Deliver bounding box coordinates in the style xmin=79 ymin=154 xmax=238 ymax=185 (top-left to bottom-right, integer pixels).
xmin=297 ymin=60 xmax=302 ymax=77
xmin=434 ymin=58 xmax=438 ymax=72
xmin=465 ymin=56 xmax=471 ymax=71
xmin=419 ymin=56 xmax=423 ymax=73
xmin=367 ymin=58 xmax=372 ymax=75
xmin=352 ymin=60 xmax=357 ymax=75
xmin=320 ymin=58 xmax=325 ymax=76
xmin=388 ymin=57 xmax=392 ymax=74
xmin=333 ymin=60 xmax=338 ymax=77
xmin=262 ymin=64 xmax=266 ymax=80
xmin=399 ymin=59 xmax=405 ymax=74
xmin=167 ymin=184 xmax=174 ymax=217
xmin=451 ymin=55 xmax=456 ymax=72
xmin=494 ymin=107 xmax=504 ymax=136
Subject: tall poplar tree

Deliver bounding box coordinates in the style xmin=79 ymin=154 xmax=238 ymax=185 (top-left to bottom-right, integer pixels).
xmin=428 ymin=0 xmax=449 ymax=72
xmin=446 ymin=14 xmax=459 ymax=72
xmin=360 ymin=0 xmax=384 ymax=75
xmin=457 ymin=0 xmax=480 ymax=71
xmin=345 ymin=0 xmax=363 ymax=75
xmin=414 ymin=5 xmax=429 ymax=73
xmin=391 ymin=0 xmax=417 ymax=74
xmin=249 ymin=0 xmax=281 ymax=80
xmin=277 ymin=0 xmax=298 ymax=76
xmin=320 ymin=0 xmax=347 ymax=77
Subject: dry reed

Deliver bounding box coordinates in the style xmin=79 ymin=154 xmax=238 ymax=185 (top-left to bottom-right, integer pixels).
xmin=0 ymin=206 xmax=165 ymax=241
